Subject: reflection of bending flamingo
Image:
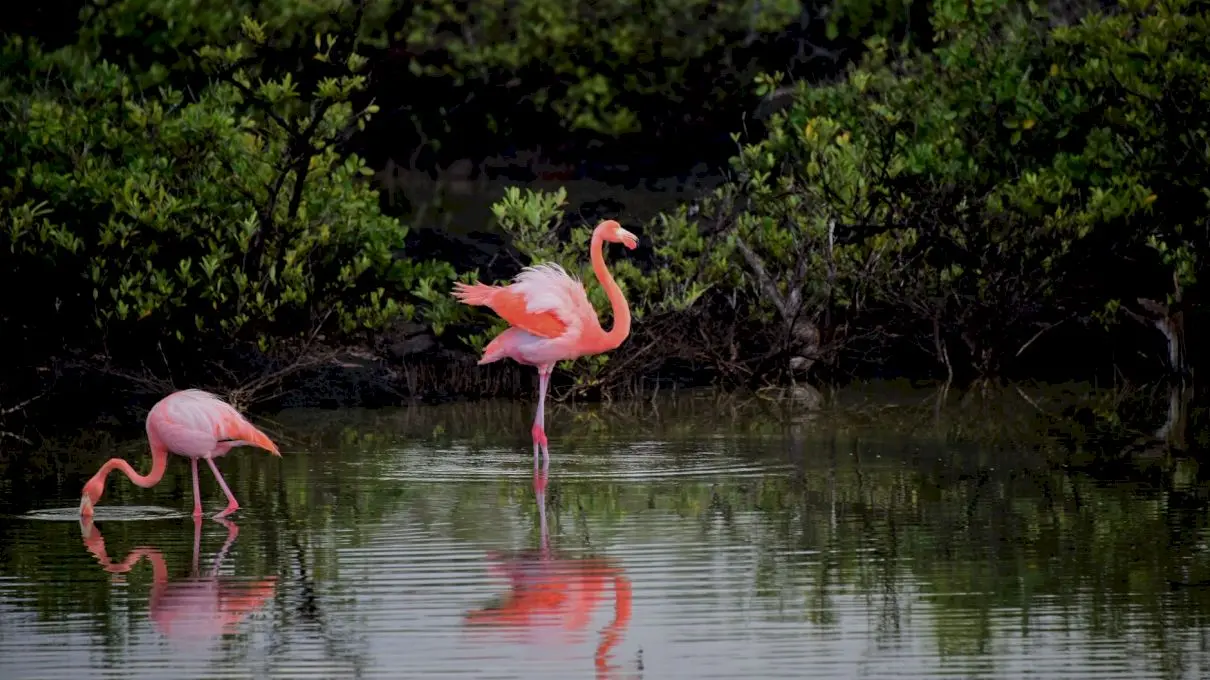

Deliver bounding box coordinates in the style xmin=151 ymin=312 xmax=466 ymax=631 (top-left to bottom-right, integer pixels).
xmin=466 ymin=469 xmax=634 ymax=679
xmin=80 ymin=516 xmax=276 ymax=641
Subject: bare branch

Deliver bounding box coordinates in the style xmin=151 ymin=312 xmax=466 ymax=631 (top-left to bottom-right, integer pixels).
xmin=734 ymin=235 xmax=789 ymax=321
xmin=1015 ymin=319 xmax=1065 ymax=358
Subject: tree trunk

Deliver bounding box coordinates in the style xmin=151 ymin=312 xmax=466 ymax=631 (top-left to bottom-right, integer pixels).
xmin=1155 ymin=384 xmax=1190 ymax=452
xmin=1127 ymin=272 xmax=1187 ymax=377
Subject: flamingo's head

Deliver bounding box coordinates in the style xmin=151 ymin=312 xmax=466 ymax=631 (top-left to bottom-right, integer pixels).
xmin=597 ymin=220 xmax=639 ymax=250
xmin=79 ymin=476 xmax=104 ymax=518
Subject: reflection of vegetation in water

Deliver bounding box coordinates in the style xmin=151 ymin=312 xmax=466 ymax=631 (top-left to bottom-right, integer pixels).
xmin=755 ymin=462 xmax=1210 ymax=674
xmin=385 ymin=435 xmax=1210 ymax=674
xmin=2 ymin=383 xmax=1210 ymax=676
xmin=0 ymin=418 xmax=419 ymax=674
xmin=251 ymin=381 xmax=1133 ymax=454
xmin=0 ymin=513 xmax=379 ymax=673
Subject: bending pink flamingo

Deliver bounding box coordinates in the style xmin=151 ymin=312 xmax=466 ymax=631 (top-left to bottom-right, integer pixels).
xmin=452 ymin=219 xmax=638 ymax=467
xmin=79 ymin=389 xmax=281 ymax=519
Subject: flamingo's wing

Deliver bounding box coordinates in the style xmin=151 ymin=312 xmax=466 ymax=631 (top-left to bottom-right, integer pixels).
xmin=482 ymin=288 xmax=570 ymax=339
xmin=153 ymin=416 xmax=220 ymax=456
xmin=452 ymin=281 xmax=568 ymax=339
xmin=509 ymin=264 xmax=595 ymax=341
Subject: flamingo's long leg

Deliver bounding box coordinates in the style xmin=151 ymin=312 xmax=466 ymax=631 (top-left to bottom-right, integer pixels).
xmin=190 ymin=458 xmax=203 ymax=518
xmin=205 ymin=457 xmax=241 ymax=518
xmin=532 ymin=366 xmax=553 ymax=469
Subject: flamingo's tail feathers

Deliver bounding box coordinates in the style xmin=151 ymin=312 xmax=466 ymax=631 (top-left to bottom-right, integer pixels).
xmin=231 ymin=421 xmax=281 ymax=456
xmin=451 ymin=281 xmax=498 ymax=306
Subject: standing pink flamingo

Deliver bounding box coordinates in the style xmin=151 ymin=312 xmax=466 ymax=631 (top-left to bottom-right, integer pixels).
xmin=452 ymin=219 xmax=638 ymax=467
xmin=79 ymin=389 xmax=281 ymax=519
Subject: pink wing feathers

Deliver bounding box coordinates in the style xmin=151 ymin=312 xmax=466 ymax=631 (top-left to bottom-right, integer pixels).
xmin=150 ymin=390 xmax=280 ymax=457
xmin=452 ymin=283 xmax=567 ymax=339
xmin=510 ymin=264 xmax=597 ymax=340
xmin=452 ymin=263 xmax=597 ymax=342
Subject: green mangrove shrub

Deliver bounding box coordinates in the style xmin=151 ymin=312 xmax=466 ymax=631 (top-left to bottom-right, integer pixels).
xmin=0 ymin=19 xmax=455 ymax=392
xmin=475 ymin=0 xmax=1210 ymax=391
xmin=734 ymin=0 xmax=1209 ymax=378
xmin=72 ymin=0 xmax=804 ymax=141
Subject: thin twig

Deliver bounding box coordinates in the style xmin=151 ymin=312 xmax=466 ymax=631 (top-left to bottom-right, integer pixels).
xmin=1015 ymin=319 xmax=1065 ymax=357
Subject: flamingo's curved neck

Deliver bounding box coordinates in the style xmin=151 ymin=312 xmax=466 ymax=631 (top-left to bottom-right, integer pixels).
xmin=591 ymin=229 xmax=631 ymax=351
xmin=91 ymin=439 xmax=169 ymax=494
xmin=82 ymin=522 xmax=169 ymax=582
xmin=594 ymin=573 xmax=633 ymax=673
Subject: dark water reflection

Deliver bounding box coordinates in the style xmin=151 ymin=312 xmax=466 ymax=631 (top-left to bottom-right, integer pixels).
xmin=80 ymin=517 xmax=278 ymax=642
xmin=2 ymin=387 xmax=1210 ymax=678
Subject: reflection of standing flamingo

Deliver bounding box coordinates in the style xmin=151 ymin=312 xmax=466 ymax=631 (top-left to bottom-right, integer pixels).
xmin=80 ymin=516 xmax=276 ymax=641
xmin=79 ymin=389 xmax=281 ymax=519
xmin=466 ymin=469 xmax=634 ymax=679
xmin=451 ymin=220 xmax=638 ymax=467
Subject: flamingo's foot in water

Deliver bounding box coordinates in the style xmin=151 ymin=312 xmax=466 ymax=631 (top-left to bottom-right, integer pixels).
xmin=214 ymin=502 xmax=240 ymax=519
xmin=192 ymin=506 xmax=204 ymax=519
xmin=531 ymin=424 xmax=552 ymax=470
xmin=531 ymin=424 xmax=548 ymax=448
xmin=531 ymin=424 xmax=551 ymax=468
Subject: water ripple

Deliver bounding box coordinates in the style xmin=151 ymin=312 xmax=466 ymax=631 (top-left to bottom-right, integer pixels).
xmin=1 ymin=417 xmax=1209 ymax=679
xmin=15 ymin=505 xmax=189 ymax=522
xmin=376 ymin=441 xmax=794 ymax=483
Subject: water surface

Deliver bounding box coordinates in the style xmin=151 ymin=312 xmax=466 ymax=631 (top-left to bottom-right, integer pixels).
xmin=2 ymin=389 xmax=1210 ymax=679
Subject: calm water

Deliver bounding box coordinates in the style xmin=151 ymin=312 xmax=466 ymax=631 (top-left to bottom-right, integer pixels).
xmin=2 ymin=389 xmax=1210 ymax=679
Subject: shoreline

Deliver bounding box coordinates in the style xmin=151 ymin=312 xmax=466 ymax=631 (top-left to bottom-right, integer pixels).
xmin=4 ymin=376 xmax=1199 ymax=465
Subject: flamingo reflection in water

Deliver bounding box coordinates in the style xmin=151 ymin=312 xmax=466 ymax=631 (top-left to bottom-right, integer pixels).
xmin=79 ymin=516 xmax=276 ymax=641
xmin=466 ymin=469 xmax=636 ymax=679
